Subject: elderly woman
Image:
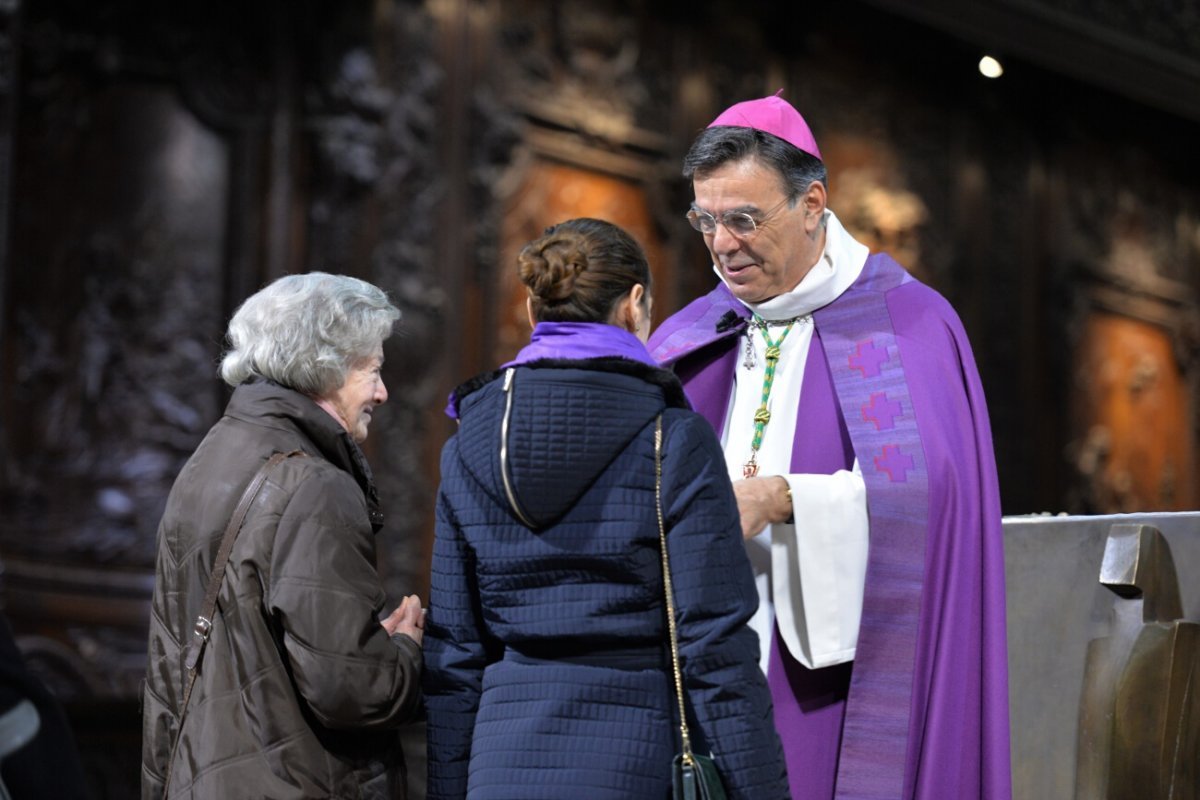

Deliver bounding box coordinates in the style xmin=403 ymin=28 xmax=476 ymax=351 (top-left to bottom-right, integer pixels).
xmin=141 ymin=272 xmax=423 ymax=799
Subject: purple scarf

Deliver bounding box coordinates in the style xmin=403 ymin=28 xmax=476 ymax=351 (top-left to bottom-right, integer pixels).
xmin=445 ymin=321 xmax=657 ymax=418
xmin=504 ymin=321 xmax=658 ymax=368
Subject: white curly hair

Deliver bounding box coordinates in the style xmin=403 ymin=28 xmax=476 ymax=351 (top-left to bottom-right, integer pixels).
xmin=219 ymin=272 xmax=400 ymax=396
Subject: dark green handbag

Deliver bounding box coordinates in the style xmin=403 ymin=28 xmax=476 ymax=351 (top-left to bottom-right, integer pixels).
xmin=672 ymin=752 xmax=728 ymax=800
xmin=654 ymin=417 xmax=729 ymax=800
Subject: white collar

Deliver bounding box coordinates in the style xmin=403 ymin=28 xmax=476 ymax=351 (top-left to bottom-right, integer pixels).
xmin=713 ymin=209 xmax=869 ymax=321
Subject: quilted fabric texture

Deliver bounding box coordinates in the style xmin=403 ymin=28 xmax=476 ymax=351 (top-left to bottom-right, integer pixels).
xmin=425 ymin=359 xmax=789 ymax=799
xmin=142 ymin=380 xmax=422 ymax=800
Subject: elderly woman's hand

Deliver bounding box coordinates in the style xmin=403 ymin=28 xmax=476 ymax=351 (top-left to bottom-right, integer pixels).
xmin=381 ymin=594 xmax=425 ymax=646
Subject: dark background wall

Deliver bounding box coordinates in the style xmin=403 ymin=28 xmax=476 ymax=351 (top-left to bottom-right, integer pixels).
xmin=0 ymin=1 xmax=1196 ymax=797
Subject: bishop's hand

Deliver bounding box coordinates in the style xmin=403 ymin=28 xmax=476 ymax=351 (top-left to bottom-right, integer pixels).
xmin=732 ymin=475 xmax=794 ymax=540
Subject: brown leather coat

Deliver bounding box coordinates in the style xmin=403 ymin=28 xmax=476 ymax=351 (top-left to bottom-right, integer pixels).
xmin=141 ymin=379 xmax=422 ymax=799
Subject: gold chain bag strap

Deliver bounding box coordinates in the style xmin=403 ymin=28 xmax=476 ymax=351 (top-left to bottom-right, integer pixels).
xmin=653 ymin=416 xmax=728 ymax=800
xmin=161 ymin=450 xmax=306 ymax=797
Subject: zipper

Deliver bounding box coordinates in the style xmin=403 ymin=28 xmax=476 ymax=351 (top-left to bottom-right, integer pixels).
xmin=500 ymin=368 xmax=537 ymax=528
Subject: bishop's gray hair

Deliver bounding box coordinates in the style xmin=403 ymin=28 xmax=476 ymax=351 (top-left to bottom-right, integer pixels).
xmin=684 ymin=125 xmax=828 ymax=201
xmin=219 ymin=272 xmax=400 ymax=396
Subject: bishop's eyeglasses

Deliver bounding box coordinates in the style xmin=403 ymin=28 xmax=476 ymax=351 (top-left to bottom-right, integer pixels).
xmin=686 ymin=195 xmax=793 ymax=239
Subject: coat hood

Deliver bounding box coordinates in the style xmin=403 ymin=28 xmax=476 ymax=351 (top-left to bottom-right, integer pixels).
xmin=451 ymin=358 xmax=689 ymax=529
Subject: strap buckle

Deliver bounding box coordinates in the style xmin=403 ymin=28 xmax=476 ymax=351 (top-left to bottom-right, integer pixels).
xmin=184 ymin=616 xmax=212 ymax=672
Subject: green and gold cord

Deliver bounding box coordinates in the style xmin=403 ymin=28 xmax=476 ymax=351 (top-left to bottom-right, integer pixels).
xmin=744 ymin=313 xmax=796 ymax=478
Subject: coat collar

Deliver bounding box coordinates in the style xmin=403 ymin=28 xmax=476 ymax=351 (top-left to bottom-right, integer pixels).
xmin=225 ymin=378 xmax=384 ymax=531
xmin=450 ymin=356 xmax=691 ymax=419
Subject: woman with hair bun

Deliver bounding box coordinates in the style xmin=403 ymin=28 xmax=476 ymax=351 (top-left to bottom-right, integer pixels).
xmin=424 ymin=218 xmax=788 ymax=799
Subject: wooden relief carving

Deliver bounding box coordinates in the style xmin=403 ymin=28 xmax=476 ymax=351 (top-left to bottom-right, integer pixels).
xmin=319 ymin=5 xmax=444 ymax=602
xmin=500 ymin=0 xmax=661 ymax=141
xmin=0 ymin=11 xmax=248 ymax=737
xmin=823 ymin=135 xmax=930 ymax=282
xmin=1068 ymin=312 xmax=1195 ymax=512
xmin=4 ymin=83 xmax=229 ymax=568
xmin=1054 ymin=133 xmax=1200 ymax=512
xmin=470 ymin=0 xmax=675 ymax=369
xmin=494 ymin=160 xmax=667 ymax=366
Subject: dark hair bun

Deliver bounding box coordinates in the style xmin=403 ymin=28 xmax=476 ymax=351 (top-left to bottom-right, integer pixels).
xmin=518 ymin=233 xmax=589 ymax=303
xmin=517 ymin=217 xmax=650 ymax=325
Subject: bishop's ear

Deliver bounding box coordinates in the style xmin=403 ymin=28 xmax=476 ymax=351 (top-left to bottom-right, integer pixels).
xmin=802 ymin=180 xmax=827 ymax=218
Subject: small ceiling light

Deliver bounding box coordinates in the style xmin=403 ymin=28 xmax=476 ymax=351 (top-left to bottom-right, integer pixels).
xmin=979 ymin=55 xmax=1004 ymax=79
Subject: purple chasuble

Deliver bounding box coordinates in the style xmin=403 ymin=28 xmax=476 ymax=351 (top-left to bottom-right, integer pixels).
xmin=648 ymin=254 xmax=1011 ymax=800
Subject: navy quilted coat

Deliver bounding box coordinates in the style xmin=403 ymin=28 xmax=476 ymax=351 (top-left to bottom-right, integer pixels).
xmin=425 ymin=358 xmax=789 ymax=799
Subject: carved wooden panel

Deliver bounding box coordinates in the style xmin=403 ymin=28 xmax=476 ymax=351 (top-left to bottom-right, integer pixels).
xmin=1068 ymin=312 xmax=1196 ymax=512
xmin=321 ymin=1 xmax=443 ymax=604
xmin=0 ymin=4 xmax=276 ymax=796
xmin=4 ymin=84 xmax=228 ymax=569
xmin=823 ymin=135 xmax=931 ymax=282
xmin=0 ymin=8 xmax=282 ymax=733
xmin=0 ymin=0 xmax=448 ymax=688
xmin=493 ymin=160 xmax=667 ymax=366
xmin=459 ymin=0 xmax=679 ymax=375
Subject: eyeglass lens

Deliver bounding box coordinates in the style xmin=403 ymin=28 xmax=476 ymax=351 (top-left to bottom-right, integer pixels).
xmin=687 ymin=210 xmax=759 ymax=237
xmin=687 ymin=195 xmax=791 ymax=238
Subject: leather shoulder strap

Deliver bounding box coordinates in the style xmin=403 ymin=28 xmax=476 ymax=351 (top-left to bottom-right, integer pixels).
xmin=186 ymin=449 xmax=305 ymax=669
xmin=163 ymin=449 xmax=306 ymax=796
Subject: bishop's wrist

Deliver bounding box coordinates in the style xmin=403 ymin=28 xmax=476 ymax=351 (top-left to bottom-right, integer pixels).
xmin=776 ymin=476 xmax=795 ymax=525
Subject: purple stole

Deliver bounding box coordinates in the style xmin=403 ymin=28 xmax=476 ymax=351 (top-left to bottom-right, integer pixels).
xmin=813 ymin=260 xmax=928 ymax=799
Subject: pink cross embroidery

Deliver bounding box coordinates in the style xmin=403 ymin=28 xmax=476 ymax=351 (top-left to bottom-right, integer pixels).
xmin=875 ymin=444 xmax=915 ymax=482
xmin=862 ymin=392 xmax=903 ymax=431
xmin=849 ymin=339 xmax=889 ymax=378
